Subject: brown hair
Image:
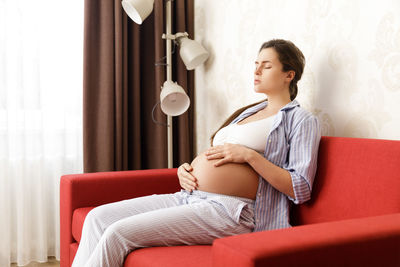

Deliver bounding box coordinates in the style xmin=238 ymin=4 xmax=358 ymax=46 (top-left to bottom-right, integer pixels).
xmin=209 ymin=39 xmax=305 ymax=146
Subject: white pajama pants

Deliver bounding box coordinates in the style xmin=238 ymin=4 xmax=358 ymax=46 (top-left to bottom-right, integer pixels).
xmin=72 ymin=189 xmax=255 ymax=267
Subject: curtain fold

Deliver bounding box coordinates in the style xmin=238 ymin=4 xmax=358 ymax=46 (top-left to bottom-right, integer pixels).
xmin=84 ymin=0 xmax=195 ymax=172
xmin=174 ymin=0 xmax=195 ymax=165
xmin=0 ymin=1 xmax=83 ymax=265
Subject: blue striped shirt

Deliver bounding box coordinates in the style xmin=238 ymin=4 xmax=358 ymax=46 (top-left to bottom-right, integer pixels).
xmin=230 ymin=100 xmax=321 ymax=231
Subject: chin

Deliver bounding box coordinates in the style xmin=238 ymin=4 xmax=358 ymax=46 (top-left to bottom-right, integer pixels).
xmin=254 ymin=87 xmax=267 ymax=94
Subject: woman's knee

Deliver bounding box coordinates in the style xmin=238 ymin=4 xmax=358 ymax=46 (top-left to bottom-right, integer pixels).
xmin=84 ymin=205 xmax=111 ymax=230
xmin=103 ymin=218 xmax=151 ymax=247
xmin=101 ymin=220 xmax=134 ymax=247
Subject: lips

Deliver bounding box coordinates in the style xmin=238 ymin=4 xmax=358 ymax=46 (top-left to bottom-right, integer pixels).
xmin=254 ymin=79 xmax=260 ymax=85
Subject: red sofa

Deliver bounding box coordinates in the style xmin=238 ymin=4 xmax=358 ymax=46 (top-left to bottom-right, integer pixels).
xmin=60 ymin=136 xmax=400 ymax=267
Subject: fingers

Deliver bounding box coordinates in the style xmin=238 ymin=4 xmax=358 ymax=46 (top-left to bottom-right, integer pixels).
xmin=183 ymin=174 xmax=197 ymax=188
xmin=206 ymin=143 xmax=247 ymax=165
xmin=206 ymin=145 xmax=230 ymax=160
xmin=178 ymin=163 xmax=197 ymax=192
xmin=184 ymin=180 xmax=197 ymax=192
xmin=181 ymin=164 xmax=196 ymax=182
xmin=205 ymin=146 xmax=224 ymax=160
xmin=214 ymin=158 xmax=228 ymax=167
xmin=182 ymin=162 xmax=193 ymax=172
xmin=205 ymin=145 xmax=223 ymax=155
xmin=205 ymin=152 xmax=223 ymax=160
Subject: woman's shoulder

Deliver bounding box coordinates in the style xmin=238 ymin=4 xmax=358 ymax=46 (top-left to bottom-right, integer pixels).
xmin=284 ymin=102 xmax=320 ymax=129
xmin=291 ymin=105 xmax=316 ymax=120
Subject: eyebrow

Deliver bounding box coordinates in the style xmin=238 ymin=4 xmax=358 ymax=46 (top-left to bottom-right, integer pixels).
xmin=255 ymin=60 xmax=272 ymax=64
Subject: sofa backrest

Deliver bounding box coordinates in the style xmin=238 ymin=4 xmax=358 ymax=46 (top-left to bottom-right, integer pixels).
xmin=291 ymin=136 xmax=400 ymax=226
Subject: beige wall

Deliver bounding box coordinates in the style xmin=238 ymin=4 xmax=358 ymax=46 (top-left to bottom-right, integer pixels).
xmin=193 ymin=0 xmax=400 ymax=154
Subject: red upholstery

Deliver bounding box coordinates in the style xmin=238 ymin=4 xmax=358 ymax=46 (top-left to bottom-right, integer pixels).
xmin=60 ymin=137 xmax=400 ymax=267
xmin=69 ymin=243 xmax=78 ymax=267
xmin=72 ymin=207 xmax=94 ymax=243
xmin=60 ymin=169 xmax=181 ymax=267
xmin=291 ymin=137 xmax=400 ymax=226
xmin=125 ymin=246 xmax=212 ymax=267
xmin=213 ymin=213 xmax=400 ymax=267
xmin=70 ymin=243 xmax=211 ymax=267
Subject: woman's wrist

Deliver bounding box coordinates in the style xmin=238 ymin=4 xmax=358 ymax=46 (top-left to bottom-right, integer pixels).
xmin=245 ymin=148 xmax=259 ymax=165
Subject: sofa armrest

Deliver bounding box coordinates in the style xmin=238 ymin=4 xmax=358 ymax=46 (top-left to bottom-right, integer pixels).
xmin=60 ymin=168 xmax=181 ymax=267
xmin=60 ymin=168 xmax=180 ymax=209
xmin=212 ymin=213 xmax=400 ymax=267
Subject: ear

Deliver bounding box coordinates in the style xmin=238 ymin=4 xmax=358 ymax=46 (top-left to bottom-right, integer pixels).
xmin=285 ymin=70 xmax=295 ymax=83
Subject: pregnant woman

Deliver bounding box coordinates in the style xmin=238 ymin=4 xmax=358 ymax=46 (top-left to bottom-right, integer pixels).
xmin=72 ymin=39 xmax=321 ymax=267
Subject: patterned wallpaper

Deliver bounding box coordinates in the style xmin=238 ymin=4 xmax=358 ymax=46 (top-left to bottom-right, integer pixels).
xmin=193 ymin=0 xmax=400 ymax=154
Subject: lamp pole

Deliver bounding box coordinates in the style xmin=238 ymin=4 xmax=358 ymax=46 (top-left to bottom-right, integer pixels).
xmin=121 ymin=0 xmax=208 ymax=169
xmin=165 ymin=0 xmax=173 ymax=168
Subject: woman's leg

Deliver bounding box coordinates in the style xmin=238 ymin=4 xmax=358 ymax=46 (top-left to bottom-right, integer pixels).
xmin=72 ymin=192 xmax=184 ymax=267
xmin=83 ymin=195 xmax=255 ymax=267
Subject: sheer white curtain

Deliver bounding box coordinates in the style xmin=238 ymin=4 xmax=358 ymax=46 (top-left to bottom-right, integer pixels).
xmin=0 ymin=1 xmax=83 ymax=266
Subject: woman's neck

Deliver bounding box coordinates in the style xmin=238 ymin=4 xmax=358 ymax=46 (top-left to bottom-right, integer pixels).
xmin=265 ymin=94 xmax=291 ymax=113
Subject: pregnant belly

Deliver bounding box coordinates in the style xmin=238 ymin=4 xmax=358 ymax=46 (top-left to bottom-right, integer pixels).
xmin=190 ymin=152 xmax=260 ymax=200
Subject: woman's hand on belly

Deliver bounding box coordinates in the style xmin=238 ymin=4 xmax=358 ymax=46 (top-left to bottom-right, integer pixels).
xmin=177 ymin=163 xmax=198 ymax=192
xmin=205 ymin=143 xmax=253 ymax=167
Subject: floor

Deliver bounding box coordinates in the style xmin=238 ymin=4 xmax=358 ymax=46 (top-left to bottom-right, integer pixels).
xmin=11 ymin=257 xmax=59 ymax=267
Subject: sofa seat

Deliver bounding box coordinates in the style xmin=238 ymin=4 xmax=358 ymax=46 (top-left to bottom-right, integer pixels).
xmin=71 ymin=207 xmax=212 ymax=267
xmin=124 ymin=246 xmax=212 ymax=267
xmin=69 ymin=240 xmax=211 ymax=267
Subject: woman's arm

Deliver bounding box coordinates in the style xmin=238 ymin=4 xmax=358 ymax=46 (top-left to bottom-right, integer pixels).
xmin=245 ymin=150 xmax=295 ymax=198
xmin=281 ymin=116 xmax=321 ymax=204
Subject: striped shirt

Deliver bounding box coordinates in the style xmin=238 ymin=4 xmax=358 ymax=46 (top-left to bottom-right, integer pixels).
xmin=230 ymin=100 xmax=321 ymax=231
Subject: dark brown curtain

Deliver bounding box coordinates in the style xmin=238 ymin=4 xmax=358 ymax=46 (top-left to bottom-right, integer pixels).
xmin=83 ymin=0 xmax=195 ymax=172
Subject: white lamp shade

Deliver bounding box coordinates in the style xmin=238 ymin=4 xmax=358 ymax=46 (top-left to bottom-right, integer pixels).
xmin=122 ymin=0 xmax=154 ymax=24
xmin=179 ymin=37 xmax=209 ymax=70
xmin=160 ymin=81 xmax=190 ymax=116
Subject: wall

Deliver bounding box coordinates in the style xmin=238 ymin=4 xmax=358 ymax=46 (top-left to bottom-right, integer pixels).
xmin=193 ymin=0 xmax=400 ymax=154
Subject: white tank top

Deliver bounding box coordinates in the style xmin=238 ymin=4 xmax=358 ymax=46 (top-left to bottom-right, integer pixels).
xmin=212 ymin=115 xmax=275 ymax=154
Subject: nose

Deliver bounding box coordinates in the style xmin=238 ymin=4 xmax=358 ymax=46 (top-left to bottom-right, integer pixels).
xmin=254 ymin=65 xmax=261 ymax=75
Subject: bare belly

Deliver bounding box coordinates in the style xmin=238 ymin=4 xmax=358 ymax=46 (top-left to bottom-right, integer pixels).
xmin=190 ymin=151 xmax=260 ymax=200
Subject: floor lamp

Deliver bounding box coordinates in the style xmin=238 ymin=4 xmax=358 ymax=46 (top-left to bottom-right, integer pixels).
xmin=122 ymin=0 xmax=209 ymax=168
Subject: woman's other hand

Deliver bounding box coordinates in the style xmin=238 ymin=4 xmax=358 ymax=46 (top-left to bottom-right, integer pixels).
xmin=205 ymin=143 xmax=253 ymax=167
xmin=177 ymin=163 xmax=198 ymax=192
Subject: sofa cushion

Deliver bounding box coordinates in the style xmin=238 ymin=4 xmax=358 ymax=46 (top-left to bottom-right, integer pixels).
xmin=72 ymin=207 xmax=95 ymax=243
xmin=292 ymin=137 xmax=400 ymax=226
xmin=70 ymin=241 xmax=212 ymax=267
xmin=70 ymin=243 xmax=79 ymax=267
xmin=72 ymin=207 xmax=212 ymax=267
xmin=124 ymin=245 xmax=212 ymax=267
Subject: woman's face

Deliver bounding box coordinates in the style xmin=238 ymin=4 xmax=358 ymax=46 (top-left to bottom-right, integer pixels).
xmin=254 ymin=48 xmax=292 ymax=96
